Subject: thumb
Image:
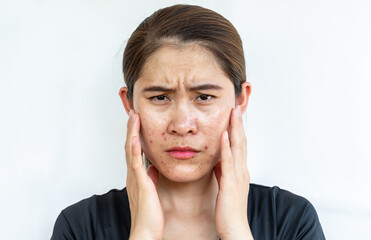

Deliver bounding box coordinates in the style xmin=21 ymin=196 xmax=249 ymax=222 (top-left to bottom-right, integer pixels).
xmin=147 ymin=165 xmax=159 ymax=186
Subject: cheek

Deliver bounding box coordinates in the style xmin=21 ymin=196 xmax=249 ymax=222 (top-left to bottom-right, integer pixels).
xmin=138 ymin=112 xmax=167 ymax=150
xmin=199 ymin=105 xmax=232 ymax=160
xmin=201 ymin=105 xmax=231 ymax=135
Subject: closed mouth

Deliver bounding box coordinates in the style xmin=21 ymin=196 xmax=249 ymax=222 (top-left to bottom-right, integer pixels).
xmin=165 ymin=146 xmax=200 ymax=160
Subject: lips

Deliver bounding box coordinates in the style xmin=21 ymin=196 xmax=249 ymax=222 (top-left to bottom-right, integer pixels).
xmin=165 ymin=146 xmax=200 ymax=160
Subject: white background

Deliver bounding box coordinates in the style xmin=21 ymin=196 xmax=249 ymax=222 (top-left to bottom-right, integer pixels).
xmin=1 ymin=0 xmax=370 ymax=239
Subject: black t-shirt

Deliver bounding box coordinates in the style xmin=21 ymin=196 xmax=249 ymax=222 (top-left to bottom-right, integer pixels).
xmin=51 ymin=183 xmax=325 ymax=239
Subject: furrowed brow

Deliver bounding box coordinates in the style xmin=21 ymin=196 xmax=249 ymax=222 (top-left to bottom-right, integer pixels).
xmin=141 ymin=86 xmax=175 ymax=93
xmin=141 ymin=84 xmax=222 ymax=93
xmin=188 ymin=84 xmax=222 ymax=91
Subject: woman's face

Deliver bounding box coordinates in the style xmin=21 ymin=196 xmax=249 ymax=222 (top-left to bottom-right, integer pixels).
xmin=132 ymin=44 xmax=236 ymax=182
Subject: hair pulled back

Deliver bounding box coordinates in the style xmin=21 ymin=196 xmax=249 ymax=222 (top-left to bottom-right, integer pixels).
xmin=122 ymin=4 xmax=246 ymax=99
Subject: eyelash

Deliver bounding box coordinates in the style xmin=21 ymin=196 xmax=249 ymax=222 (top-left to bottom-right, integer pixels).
xmin=150 ymin=95 xmax=170 ymax=102
xmin=149 ymin=94 xmax=215 ymax=104
xmin=195 ymin=94 xmax=214 ymax=103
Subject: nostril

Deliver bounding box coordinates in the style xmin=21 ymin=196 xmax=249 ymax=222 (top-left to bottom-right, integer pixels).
xmin=167 ymin=118 xmax=198 ymax=136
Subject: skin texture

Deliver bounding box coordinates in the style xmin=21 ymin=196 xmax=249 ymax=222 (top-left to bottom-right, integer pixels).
xmin=135 ymin=44 xmax=234 ymax=182
xmin=119 ymin=43 xmax=253 ymax=240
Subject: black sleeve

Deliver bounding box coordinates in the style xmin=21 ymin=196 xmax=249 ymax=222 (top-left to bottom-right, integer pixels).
xmin=51 ymin=197 xmax=96 ymax=240
xmin=51 ymin=211 xmax=76 ymax=240
xmin=296 ymin=201 xmax=326 ymax=240
xmin=274 ymin=187 xmax=326 ymax=240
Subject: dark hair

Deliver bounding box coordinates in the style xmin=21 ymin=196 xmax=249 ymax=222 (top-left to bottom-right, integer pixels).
xmin=122 ymin=4 xmax=246 ymax=99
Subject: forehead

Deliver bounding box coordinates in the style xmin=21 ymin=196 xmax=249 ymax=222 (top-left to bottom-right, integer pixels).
xmin=135 ymin=43 xmax=231 ymax=88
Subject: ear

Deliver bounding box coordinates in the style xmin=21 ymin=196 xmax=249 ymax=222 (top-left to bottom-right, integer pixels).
xmin=236 ymin=82 xmax=252 ymax=114
xmin=118 ymin=87 xmax=134 ymax=115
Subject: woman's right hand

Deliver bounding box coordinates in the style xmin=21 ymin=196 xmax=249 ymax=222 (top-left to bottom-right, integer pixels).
xmin=125 ymin=110 xmax=165 ymax=240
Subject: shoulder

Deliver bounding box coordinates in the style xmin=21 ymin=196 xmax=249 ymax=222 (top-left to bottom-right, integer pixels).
xmin=249 ymin=183 xmax=310 ymax=213
xmin=248 ymin=183 xmax=325 ymax=239
xmin=51 ymin=188 xmax=131 ymax=240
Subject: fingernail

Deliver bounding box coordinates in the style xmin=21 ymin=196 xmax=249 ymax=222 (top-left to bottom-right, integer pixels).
xmin=223 ymin=131 xmax=229 ymax=142
xmin=235 ymin=106 xmax=241 ymax=118
xmin=129 ymin=110 xmax=133 ymax=119
xmin=131 ymin=113 xmax=136 ymax=122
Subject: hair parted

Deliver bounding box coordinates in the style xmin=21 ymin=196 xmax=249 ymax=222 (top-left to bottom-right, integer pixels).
xmin=122 ymin=4 xmax=246 ymax=99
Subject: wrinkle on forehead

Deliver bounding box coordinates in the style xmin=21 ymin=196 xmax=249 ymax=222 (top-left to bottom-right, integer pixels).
xmin=139 ymin=43 xmax=227 ymax=89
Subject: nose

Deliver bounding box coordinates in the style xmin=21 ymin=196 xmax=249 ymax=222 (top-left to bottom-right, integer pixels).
xmin=167 ymin=103 xmax=198 ymax=136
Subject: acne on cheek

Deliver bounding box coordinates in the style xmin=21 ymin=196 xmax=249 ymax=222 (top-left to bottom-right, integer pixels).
xmin=161 ymin=132 xmax=167 ymax=141
xmin=139 ymin=118 xmax=155 ymax=146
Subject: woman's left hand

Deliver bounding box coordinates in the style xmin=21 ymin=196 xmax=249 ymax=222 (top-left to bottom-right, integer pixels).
xmin=214 ymin=105 xmax=254 ymax=240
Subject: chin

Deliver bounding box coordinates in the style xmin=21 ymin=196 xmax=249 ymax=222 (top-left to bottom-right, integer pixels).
xmin=151 ymin=157 xmax=216 ymax=183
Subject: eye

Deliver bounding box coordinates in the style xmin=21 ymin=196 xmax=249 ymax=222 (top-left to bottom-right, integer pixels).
xmin=195 ymin=94 xmax=215 ymax=103
xmin=149 ymin=95 xmax=170 ymax=103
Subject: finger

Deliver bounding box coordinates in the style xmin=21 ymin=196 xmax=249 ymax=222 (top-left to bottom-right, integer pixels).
xmin=125 ymin=111 xmax=141 ymax=165
xmin=126 ymin=109 xmax=133 ymax=130
xmin=130 ymin=112 xmax=140 ymax=138
xmin=230 ymin=105 xmax=247 ymax=167
xmin=125 ymin=110 xmax=134 ymax=161
xmin=131 ymin=135 xmax=146 ymax=186
xmin=220 ymin=131 xmax=234 ymax=178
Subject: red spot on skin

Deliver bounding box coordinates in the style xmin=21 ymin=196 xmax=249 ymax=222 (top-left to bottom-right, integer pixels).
xmin=204 ymin=146 xmax=208 ymax=150
xmin=150 ymin=140 xmax=153 ymax=143
xmin=164 ymin=137 xmax=167 ymax=141
xmin=162 ymin=132 xmax=165 ymax=136
xmin=210 ymin=154 xmax=213 ymax=158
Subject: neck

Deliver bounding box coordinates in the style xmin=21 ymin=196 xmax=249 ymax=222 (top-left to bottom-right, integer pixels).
xmin=158 ymin=170 xmax=218 ymax=218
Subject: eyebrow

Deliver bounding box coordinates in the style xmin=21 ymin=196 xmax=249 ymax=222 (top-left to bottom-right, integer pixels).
xmin=189 ymin=84 xmax=222 ymax=91
xmin=141 ymin=84 xmax=222 ymax=93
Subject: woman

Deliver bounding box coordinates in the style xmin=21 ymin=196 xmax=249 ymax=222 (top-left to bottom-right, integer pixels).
xmin=52 ymin=4 xmax=325 ymax=240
